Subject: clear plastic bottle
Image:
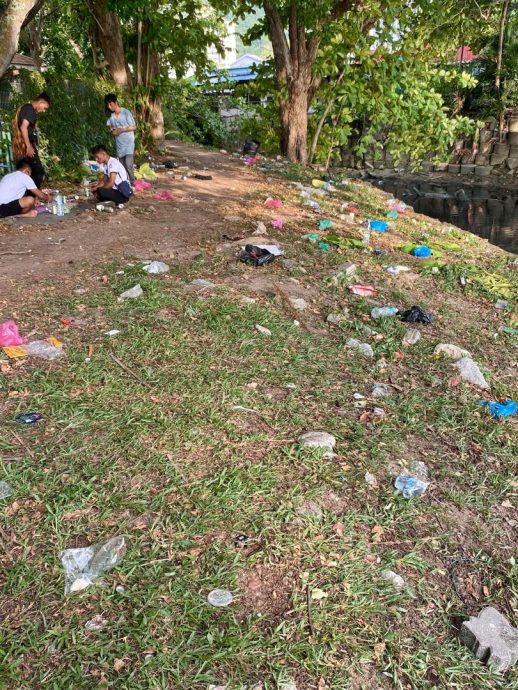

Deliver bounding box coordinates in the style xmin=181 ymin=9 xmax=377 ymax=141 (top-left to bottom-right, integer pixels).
xmin=55 ymin=193 xmax=64 ymax=216
xmin=371 ymin=306 xmax=398 ymax=319
xmin=362 ymin=222 xmax=371 ymax=244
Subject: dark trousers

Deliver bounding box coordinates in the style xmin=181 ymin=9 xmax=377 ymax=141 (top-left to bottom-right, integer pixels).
xmin=19 ymin=151 xmax=45 ymax=188
xmin=97 ymin=187 xmax=128 ymax=204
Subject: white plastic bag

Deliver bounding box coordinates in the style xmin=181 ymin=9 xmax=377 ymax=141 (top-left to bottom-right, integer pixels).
xmin=59 ymin=536 xmax=126 ymax=594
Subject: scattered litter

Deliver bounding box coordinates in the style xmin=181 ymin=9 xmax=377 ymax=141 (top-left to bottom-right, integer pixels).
xmin=402 ymin=328 xmax=421 ymax=346
xmin=399 ymin=305 xmax=434 ymax=324
xmin=105 ymin=329 xmax=121 ymax=337
xmin=319 ymin=220 xmax=333 ymax=231
xmin=346 ymin=338 xmax=374 ymax=358
xmin=153 ymin=190 xmax=176 ymax=201
xmin=256 ymin=221 xmax=267 ymax=235
xmin=383 ymin=265 xmax=410 ymax=275
xmin=134 ymin=179 xmax=152 ymax=192
xmin=303 ymin=232 xmax=319 ymax=243
xmin=349 ymin=284 xmax=377 ymax=297
xmin=381 ymin=570 xmax=405 ymax=591
xmin=240 ymin=296 xmax=256 ymax=305
xmin=394 ymin=461 xmax=429 ymax=498
xmin=282 ymin=259 xmax=297 ymax=270
xmin=298 ymin=431 xmax=336 ymax=457
xmin=118 ymin=284 xmax=143 ymax=301
xmin=232 ymin=405 xmax=260 ymax=414
xmin=59 ymin=536 xmax=126 ymax=594
xmin=495 ymin=300 xmax=508 ymax=309
xmin=318 ymin=242 xmax=331 ymax=252
xmin=115 ymin=585 xmax=125 ymax=594
xmin=264 ymin=198 xmax=282 ymax=209
xmin=271 ymin=218 xmax=284 ymax=230
xmin=0 ymin=481 xmax=14 ymax=500
xmin=96 ymin=204 xmax=114 ymax=213
xmin=304 ymin=199 xmax=320 ymax=209
xmin=136 ymin=163 xmax=157 ymax=182
xmin=278 ymin=679 xmax=298 ymax=690
xmin=434 ymin=343 xmax=470 ymax=360
xmin=371 ymin=306 xmax=398 ymax=319
xmin=191 ymin=279 xmax=215 ymax=289
xmin=368 ymin=220 xmax=389 ymax=233
xmin=234 ymin=534 xmax=249 ymax=549
xmin=411 ymin=245 xmax=433 ymax=258
xmin=453 ymin=357 xmax=490 ymax=389
xmin=142 ymin=261 xmax=169 ymax=274
xmin=85 ymin=615 xmax=108 ymax=631
xmin=386 ymin=210 xmax=399 ymax=219
xmin=25 ymin=339 xmax=65 ymax=361
xmin=460 ymin=607 xmax=518 ymax=673
xmin=371 ymin=384 xmax=391 ymax=398
xmin=0 ymin=320 xmax=27 ymax=347
xmin=365 ymin=472 xmax=379 ymax=488
xmin=326 ymin=313 xmax=348 ymax=325
xmin=16 ymin=412 xmax=43 ymax=425
xmin=501 ymin=326 xmax=518 ymax=335
xmin=193 ymin=173 xmax=212 ymax=180
xmin=207 ymin=589 xmax=233 ymax=607
xmin=479 ymin=400 xmax=517 ymax=419
xmin=255 ymin=324 xmax=272 ymax=336
xmin=239 ymin=245 xmax=277 ymax=267
xmin=388 ymin=199 xmax=407 ymax=213
xmin=289 ymin=298 xmax=309 ymax=311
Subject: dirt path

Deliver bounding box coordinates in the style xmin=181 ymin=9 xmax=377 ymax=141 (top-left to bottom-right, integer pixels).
xmin=0 ymin=142 xmax=268 ymax=305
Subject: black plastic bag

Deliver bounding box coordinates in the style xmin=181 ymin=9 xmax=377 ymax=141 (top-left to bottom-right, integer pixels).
xmin=238 ymin=244 xmax=276 ymax=267
xmin=399 ymin=305 xmax=434 ymax=324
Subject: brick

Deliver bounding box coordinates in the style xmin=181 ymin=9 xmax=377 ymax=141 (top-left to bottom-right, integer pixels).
xmin=460 ymin=607 xmax=518 ymax=673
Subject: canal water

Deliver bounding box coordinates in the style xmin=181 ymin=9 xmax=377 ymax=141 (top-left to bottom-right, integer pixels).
xmin=374 ymin=176 xmax=518 ymax=255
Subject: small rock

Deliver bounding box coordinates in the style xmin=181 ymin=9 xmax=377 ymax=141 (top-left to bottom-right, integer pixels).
xmin=118 ymin=284 xmax=143 ymax=300
xmin=495 ymin=300 xmax=508 ymax=309
xmin=191 ymin=279 xmax=214 ymax=289
xmin=224 ymin=215 xmax=243 ymax=222
xmin=371 ymin=384 xmax=391 ymax=398
xmin=85 ymin=615 xmax=108 ymax=631
xmin=402 ymin=328 xmax=421 ymax=346
xmin=460 ymin=607 xmax=518 ymax=673
xmin=0 ymin=481 xmax=14 ymax=500
xmin=326 ymin=313 xmax=348 ymax=325
xmin=282 ymin=259 xmax=297 ymax=270
xmin=278 ymin=680 xmax=298 ymax=690
xmin=298 ymin=431 xmax=336 ymax=457
xmin=142 ymin=260 xmax=169 ymax=274
xmin=255 ymin=324 xmax=272 ymax=335
xmin=375 ymin=358 xmax=388 ymax=370
xmin=381 ymin=570 xmax=405 ymax=591
xmin=115 ymin=585 xmax=125 ymax=593
xmin=289 ymin=298 xmax=309 ymax=311
xmin=346 ymin=338 xmax=374 ymax=358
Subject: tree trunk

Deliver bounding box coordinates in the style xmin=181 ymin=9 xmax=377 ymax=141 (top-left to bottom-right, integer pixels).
xmin=495 ymin=0 xmax=510 ymax=92
xmin=0 ymin=0 xmax=42 ymax=79
xmin=287 ymin=82 xmax=309 ymax=165
xmin=87 ymin=0 xmax=131 ymax=88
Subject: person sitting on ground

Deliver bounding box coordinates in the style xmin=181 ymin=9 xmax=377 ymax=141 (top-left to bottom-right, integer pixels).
xmin=0 ymin=159 xmax=52 ymax=219
xmin=90 ymin=145 xmax=133 ymax=205
xmin=104 ymin=93 xmax=136 ymax=186
xmin=12 ymin=92 xmax=51 ymax=188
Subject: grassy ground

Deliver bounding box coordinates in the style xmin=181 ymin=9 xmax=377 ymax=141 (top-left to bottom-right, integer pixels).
xmin=0 ymin=160 xmax=517 ymax=690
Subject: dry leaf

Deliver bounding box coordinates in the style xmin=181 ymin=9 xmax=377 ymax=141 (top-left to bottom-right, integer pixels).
xmin=6 ymin=501 xmax=20 ymax=516
xmin=332 ymin=522 xmax=345 ymax=537
xmin=371 ymin=525 xmax=384 ymax=543
xmin=373 ymin=641 xmax=386 ymax=661
xmin=318 ymin=679 xmax=327 ymax=690
xmin=501 ymin=500 xmax=513 ymax=508
xmin=113 ymin=658 xmax=125 ymax=672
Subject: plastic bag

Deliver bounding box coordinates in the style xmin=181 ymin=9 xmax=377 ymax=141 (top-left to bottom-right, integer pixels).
xmin=434 ymin=343 xmax=470 ymax=360
xmin=349 ymin=284 xmax=377 ymax=297
xmin=142 ymin=261 xmax=169 ymax=274
xmin=453 ymin=357 xmax=489 ymax=389
xmin=271 ymin=217 xmax=284 ymax=229
xmin=264 ymin=197 xmax=282 ymax=209
xmin=479 ymin=400 xmax=517 ymax=419
xmin=346 ymin=338 xmax=374 ymax=358
xmin=0 ymin=320 xmax=27 ymax=347
xmin=118 ymin=284 xmax=143 ymax=300
xmin=134 ymin=179 xmax=152 ymax=192
xmin=59 ymin=536 xmax=126 ymax=594
xmin=238 ymin=244 xmax=276 ymax=267
xmin=0 ymin=481 xmax=14 ymax=500
xmin=412 ymin=245 xmax=433 ymax=258
xmin=153 ymin=190 xmax=176 ymax=201
xmin=368 ymin=220 xmax=389 ymax=233
xmin=136 ymin=163 xmax=157 ymax=182
xmin=400 ymin=306 xmax=434 ymax=324
xmin=394 ymin=461 xmax=429 ymax=498
xmin=25 ymin=340 xmax=65 ymax=361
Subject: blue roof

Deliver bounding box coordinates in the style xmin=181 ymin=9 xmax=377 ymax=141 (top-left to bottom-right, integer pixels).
xmin=204 ymin=65 xmax=259 ymax=85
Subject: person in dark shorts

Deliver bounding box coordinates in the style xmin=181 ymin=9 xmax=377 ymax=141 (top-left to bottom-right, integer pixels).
xmin=13 ymin=92 xmax=51 ymax=188
xmin=0 ymin=159 xmax=53 ymax=218
xmin=90 ymin=145 xmax=133 ymax=205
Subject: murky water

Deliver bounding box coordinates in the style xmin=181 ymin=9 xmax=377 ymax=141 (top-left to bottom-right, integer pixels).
xmin=374 ymin=177 xmax=518 ymax=255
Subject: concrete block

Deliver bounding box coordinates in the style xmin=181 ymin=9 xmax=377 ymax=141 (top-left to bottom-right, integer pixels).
xmin=448 ymin=164 xmax=461 ymax=174
xmin=460 ymin=164 xmax=476 ymax=175
xmin=494 ymin=142 xmax=510 ymax=155
xmin=508 ymin=132 xmax=518 ymax=146
xmin=460 ymin=607 xmax=518 ymax=673
xmin=475 ymin=154 xmax=490 ymax=165
xmin=475 ymin=166 xmax=492 ymax=177
xmin=490 ymin=154 xmax=507 ymax=166
xmin=506 ymin=158 xmax=518 ymax=170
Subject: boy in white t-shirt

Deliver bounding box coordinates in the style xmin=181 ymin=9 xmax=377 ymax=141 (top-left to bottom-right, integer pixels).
xmin=0 ymin=159 xmax=52 ymax=218
xmin=90 ymin=144 xmax=133 ymax=205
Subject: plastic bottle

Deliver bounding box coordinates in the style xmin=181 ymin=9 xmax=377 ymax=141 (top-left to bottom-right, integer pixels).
xmin=63 ymin=197 xmax=70 ymax=214
xmin=362 ymin=223 xmax=371 ymax=245
xmin=371 ymin=306 xmax=398 ymax=319
xmin=96 ymin=204 xmax=114 ymax=213
xmin=55 ymin=193 xmax=64 ymax=216
xmin=82 ymin=178 xmax=91 ymax=198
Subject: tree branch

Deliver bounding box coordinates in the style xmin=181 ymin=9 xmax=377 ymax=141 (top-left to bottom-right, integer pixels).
xmin=263 ymin=0 xmax=292 ymax=81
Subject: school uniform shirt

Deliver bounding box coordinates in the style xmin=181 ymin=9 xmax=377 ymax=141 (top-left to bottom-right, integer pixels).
xmin=106 ymin=108 xmax=135 ymax=157
xmin=102 ymin=157 xmax=129 ymax=191
xmin=0 ymin=170 xmax=37 ymax=205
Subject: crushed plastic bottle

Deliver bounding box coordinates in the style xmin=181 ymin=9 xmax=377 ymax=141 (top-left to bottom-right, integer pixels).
xmin=381 ymin=570 xmax=405 ymax=590
xmin=25 ymin=340 xmax=65 ymax=361
xmin=59 ymin=536 xmax=126 ymax=594
xmin=0 ymin=481 xmax=14 ymax=500
xmin=346 ymin=338 xmax=374 ymax=358
xmin=142 ymin=261 xmax=169 ymax=274
xmin=118 ymin=284 xmax=143 ymax=300
xmin=402 ymin=328 xmax=421 ymax=346
xmin=371 ymin=306 xmax=398 ymax=319
xmin=453 ymin=357 xmax=489 ymax=389
xmin=394 ymin=461 xmax=429 ymax=498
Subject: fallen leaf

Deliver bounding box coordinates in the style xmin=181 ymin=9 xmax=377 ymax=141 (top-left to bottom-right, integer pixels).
xmin=332 ymin=522 xmax=345 ymax=537
xmin=113 ymin=658 xmax=125 ymax=672
xmin=6 ymin=501 xmax=20 ymax=516
xmin=449 ymin=375 xmax=462 ymax=388
xmin=318 ymin=679 xmax=327 ymax=690
xmin=374 ymin=641 xmax=386 ymax=661
xmin=371 ymin=525 xmax=384 ymax=543
xmin=501 ymin=500 xmax=513 ymax=508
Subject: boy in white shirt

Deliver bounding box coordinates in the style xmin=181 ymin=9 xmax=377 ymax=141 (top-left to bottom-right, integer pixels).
xmin=0 ymin=159 xmax=52 ymax=218
xmin=90 ymin=145 xmax=133 ymax=205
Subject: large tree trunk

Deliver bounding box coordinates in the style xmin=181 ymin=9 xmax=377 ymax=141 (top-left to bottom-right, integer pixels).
xmin=286 ymin=81 xmax=309 ymax=165
xmin=87 ymin=0 xmax=131 ymax=88
xmin=0 ymin=0 xmax=42 ymax=79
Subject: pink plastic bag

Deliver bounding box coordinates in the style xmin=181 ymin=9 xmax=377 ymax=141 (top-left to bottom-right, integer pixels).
xmin=134 ymin=179 xmax=152 ymax=192
xmin=271 ymin=217 xmax=284 ymax=229
xmin=264 ymin=198 xmax=282 ymax=209
xmin=349 ymin=284 xmax=378 ymax=297
xmin=153 ymin=189 xmax=177 ymax=201
xmin=0 ymin=320 xmax=28 ymax=346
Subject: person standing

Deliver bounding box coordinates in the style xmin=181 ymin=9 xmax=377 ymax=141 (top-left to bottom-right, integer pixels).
xmin=104 ymin=94 xmax=136 ymax=185
xmin=12 ymin=92 xmax=51 ymax=188
xmin=90 ymin=144 xmax=133 ymax=205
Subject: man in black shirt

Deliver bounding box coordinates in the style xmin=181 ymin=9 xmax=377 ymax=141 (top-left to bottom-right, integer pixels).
xmin=15 ymin=92 xmax=51 ymax=188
